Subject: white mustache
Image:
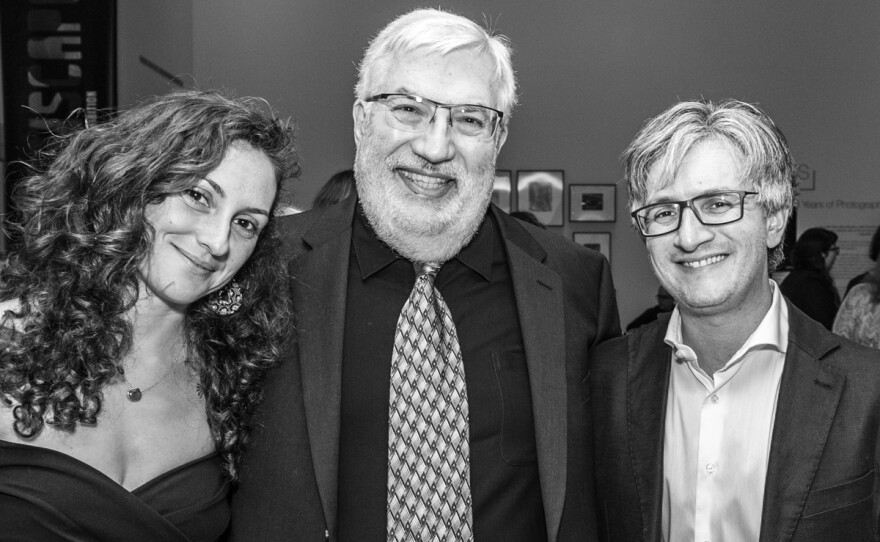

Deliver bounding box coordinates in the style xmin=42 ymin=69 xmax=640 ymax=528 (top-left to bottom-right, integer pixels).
xmin=386 ymin=156 xmax=463 ymax=178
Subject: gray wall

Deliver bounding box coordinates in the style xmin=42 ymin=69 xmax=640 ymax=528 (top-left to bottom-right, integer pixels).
xmin=118 ymin=1 xmax=880 ymax=327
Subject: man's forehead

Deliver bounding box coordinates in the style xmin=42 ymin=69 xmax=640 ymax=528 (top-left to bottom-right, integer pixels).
xmin=642 ymin=139 xmax=747 ymax=201
xmin=378 ymin=48 xmax=498 ymax=103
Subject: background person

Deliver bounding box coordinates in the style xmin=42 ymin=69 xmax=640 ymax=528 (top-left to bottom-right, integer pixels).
xmin=230 ymin=8 xmax=620 ymax=542
xmin=779 ymin=227 xmax=841 ymax=329
xmin=0 ymin=89 xmax=298 ymax=541
xmin=833 ymin=254 xmax=880 ymax=349
xmin=844 ymin=224 xmax=880 ymax=296
xmin=625 ymin=285 xmax=675 ymax=332
xmin=312 ymin=168 xmax=355 ymax=209
xmin=510 ymin=210 xmax=547 ymax=229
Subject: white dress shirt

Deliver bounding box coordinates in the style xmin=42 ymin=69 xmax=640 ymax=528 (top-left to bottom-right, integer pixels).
xmin=662 ymin=281 xmax=789 ymax=542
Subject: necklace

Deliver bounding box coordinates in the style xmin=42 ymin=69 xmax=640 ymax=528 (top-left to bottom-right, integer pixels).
xmin=116 ymin=363 xmax=176 ymax=402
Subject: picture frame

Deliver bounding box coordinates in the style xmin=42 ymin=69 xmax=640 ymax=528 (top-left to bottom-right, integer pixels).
xmin=516 ymin=170 xmax=564 ymax=226
xmin=573 ymin=232 xmax=611 ymax=263
xmin=569 ymin=184 xmax=616 ymax=222
xmin=491 ymin=169 xmax=512 ymax=213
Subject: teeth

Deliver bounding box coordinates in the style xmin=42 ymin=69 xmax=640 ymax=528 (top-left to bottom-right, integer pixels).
xmin=682 ymin=255 xmax=725 ymax=268
xmin=400 ymin=170 xmax=450 ymax=186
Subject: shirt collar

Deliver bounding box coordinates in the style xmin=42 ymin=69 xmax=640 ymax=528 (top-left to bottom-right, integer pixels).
xmin=454 ymin=212 xmax=494 ymax=281
xmin=351 ymin=201 xmax=494 ymax=281
xmin=664 ymin=279 xmax=789 ymax=366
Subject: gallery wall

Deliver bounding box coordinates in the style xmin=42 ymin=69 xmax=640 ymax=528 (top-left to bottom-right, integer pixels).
xmin=117 ymin=0 xmax=880 ymax=327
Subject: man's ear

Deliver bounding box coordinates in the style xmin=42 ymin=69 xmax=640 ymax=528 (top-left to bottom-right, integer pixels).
xmin=766 ymin=207 xmax=789 ymax=248
xmin=495 ymin=121 xmax=509 ymax=153
xmin=353 ymin=101 xmax=367 ymax=145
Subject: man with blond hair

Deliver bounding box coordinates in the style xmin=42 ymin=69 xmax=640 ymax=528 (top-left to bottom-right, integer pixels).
xmin=231 ymin=8 xmax=619 ymax=541
xmin=593 ymin=99 xmax=880 ymax=541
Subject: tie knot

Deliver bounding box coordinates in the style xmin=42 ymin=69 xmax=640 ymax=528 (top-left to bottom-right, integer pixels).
xmin=418 ymin=262 xmax=442 ymax=278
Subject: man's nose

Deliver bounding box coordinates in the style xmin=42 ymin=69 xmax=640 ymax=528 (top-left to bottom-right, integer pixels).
xmin=673 ymin=206 xmax=714 ymax=251
xmin=410 ymin=108 xmax=456 ymax=163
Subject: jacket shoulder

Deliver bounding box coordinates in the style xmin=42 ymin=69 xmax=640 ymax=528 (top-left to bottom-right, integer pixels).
xmin=818 ymin=331 xmax=880 ymax=374
xmin=789 ymin=305 xmax=880 ymax=372
xmin=276 ymin=199 xmax=354 ymax=259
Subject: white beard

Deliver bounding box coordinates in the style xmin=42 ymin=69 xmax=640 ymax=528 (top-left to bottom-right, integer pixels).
xmin=354 ymin=129 xmax=496 ymax=264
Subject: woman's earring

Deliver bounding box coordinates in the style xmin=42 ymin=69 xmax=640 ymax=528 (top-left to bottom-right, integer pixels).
xmin=208 ymin=280 xmax=242 ymax=315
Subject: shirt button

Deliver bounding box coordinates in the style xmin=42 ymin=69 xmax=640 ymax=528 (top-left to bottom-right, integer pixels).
xmin=706 ymin=463 xmax=716 ymax=473
xmin=710 ymin=394 xmax=719 ymax=403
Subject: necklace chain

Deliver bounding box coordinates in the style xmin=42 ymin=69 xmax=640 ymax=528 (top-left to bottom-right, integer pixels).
xmin=116 ymin=362 xmax=177 ymax=402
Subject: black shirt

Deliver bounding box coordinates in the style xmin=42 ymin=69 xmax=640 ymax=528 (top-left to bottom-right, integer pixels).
xmin=337 ymin=206 xmax=546 ymax=541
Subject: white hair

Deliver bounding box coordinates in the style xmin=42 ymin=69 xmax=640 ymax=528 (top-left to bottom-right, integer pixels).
xmin=355 ymin=8 xmax=518 ymax=116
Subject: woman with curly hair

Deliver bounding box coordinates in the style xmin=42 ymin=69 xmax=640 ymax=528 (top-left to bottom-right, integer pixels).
xmin=0 ymin=89 xmax=298 ymax=541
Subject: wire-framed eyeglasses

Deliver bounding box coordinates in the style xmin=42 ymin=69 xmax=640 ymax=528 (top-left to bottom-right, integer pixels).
xmin=631 ymin=190 xmax=759 ymax=237
xmin=365 ymin=93 xmax=504 ymax=140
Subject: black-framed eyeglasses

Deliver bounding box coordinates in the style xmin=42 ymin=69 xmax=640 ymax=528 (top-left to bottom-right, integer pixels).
xmin=365 ymin=93 xmax=504 ymax=140
xmin=630 ymin=190 xmax=759 ymax=237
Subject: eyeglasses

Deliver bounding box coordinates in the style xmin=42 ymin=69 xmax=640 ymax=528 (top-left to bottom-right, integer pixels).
xmin=365 ymin=93 xmax=504 ymax=140
xmin=630 ymin=190 xmax=759 ymax=237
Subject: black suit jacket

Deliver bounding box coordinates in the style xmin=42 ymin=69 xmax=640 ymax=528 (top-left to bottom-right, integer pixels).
xmin=592 ymin=303 xmax=880 ymax=542
xmin=229 ymin=195 xmax=621 ymax=541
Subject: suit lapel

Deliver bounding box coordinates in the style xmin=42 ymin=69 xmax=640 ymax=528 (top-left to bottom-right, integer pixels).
xmin=626 ymin=318 xmax=672 ymax=540
xmin=494 ymin=208 xmax=567 ymax=541
xmin=759 ymin=304 xmax=844 ymax=542
xmin=290 ymin=197 xmax=357 ymax=534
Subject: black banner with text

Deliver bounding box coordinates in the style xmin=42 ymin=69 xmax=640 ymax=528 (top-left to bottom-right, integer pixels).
xmin=1 ymin=0 xmax=116 ymax=202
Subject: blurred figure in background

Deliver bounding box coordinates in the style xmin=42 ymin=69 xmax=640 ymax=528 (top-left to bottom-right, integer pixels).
xmin=834 ymin=254 xmax=880 ymax=349
xmin=779 ymin=227 xmax=840 ymax=329
xmin=510 ymin=210 xmax=546 ymax=229
xmin=313 ymin=168 xmax=355 ymax=209
xmin=625 ymin=285 xmax=675 ymax=332
xmin=845 ymin=224 xmax=880 ymax=296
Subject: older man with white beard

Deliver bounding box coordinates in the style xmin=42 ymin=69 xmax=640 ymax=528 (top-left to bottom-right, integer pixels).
xmin=229 ymin=8 xmax=620 ymax=542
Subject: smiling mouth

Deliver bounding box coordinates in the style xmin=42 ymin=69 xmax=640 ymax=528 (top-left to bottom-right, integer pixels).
xmin=681 ymin=254 xmax=726 ymax=268
xmin=396 ymin=168 xmax=455 ymax=197
xmin=176 ymin=246 xmax=218 ymax=273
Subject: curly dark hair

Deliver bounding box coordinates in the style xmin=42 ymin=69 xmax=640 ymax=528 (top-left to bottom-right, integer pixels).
xmin=0 ymin=89 xmax=299 ymax=480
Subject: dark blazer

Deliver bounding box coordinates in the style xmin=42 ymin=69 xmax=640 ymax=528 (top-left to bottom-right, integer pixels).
xmin=229 ymin=195 xmax=621 ymax=541
xmin=592 ymin=302 xmax=880 ymax=542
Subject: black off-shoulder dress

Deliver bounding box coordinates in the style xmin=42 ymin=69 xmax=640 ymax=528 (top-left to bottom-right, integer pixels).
xmin=0 ymin=439 xmax=230 ymax=541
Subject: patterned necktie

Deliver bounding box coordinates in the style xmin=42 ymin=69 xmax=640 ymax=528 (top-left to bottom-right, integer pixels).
xmin=387 ymin=262 xmax=473 ymax=541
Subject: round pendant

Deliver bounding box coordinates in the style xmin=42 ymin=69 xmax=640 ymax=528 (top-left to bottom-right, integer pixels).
xmin=127 ymin=387 xmax=142 ymax=402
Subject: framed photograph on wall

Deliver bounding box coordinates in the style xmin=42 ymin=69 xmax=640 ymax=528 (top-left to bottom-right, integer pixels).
xmin=516 ymin=170 xmax=564 ymax=226
xmin=570 ymin=184 xmax=616 ymax=222
xmin=573 ymin=232 xmax=611 ymax=263
xmin=492 ymin=169 xmax=512 ymax=212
